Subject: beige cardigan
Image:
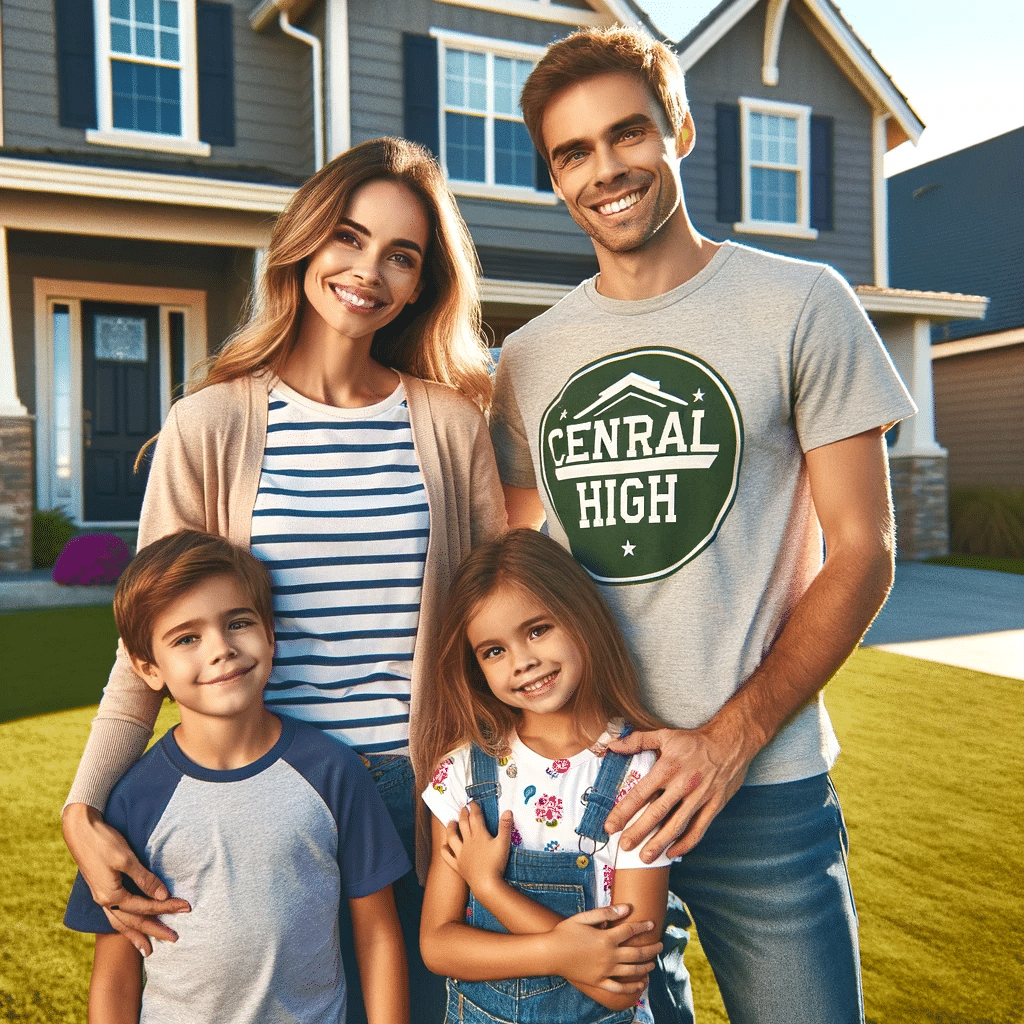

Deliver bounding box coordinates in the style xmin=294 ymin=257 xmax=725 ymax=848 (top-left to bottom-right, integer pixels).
xmin=66 ymin=371 xmax=506 ymax=870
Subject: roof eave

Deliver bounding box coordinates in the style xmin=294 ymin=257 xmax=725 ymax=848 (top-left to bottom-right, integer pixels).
xmin=855 ymin=286 xmax=989 ymax=320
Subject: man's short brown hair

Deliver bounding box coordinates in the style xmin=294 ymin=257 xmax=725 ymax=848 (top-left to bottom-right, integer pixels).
xmin=114 ymin=531 xmax=273 ymax=665
xmin=520 ymin=27 xmax=688 ymax=166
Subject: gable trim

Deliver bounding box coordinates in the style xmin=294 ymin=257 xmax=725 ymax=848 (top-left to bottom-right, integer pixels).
xmin=433 ymin=0 xmax=630 ymax=28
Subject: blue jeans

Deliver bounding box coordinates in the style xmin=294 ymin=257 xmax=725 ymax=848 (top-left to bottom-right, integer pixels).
xmin=339 ymin=754 xmax=446 ymax=1024
xmin=648 ymin=774 xmax=864 ymax=1024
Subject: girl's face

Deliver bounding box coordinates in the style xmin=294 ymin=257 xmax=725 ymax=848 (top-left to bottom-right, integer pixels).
xmin=466 ymin=584 xmax=584 ymax=721
xmin=302 ymin=178 xmax=429 ymax=345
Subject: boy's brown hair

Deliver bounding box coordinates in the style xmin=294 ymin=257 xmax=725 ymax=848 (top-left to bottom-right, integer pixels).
xmin=520 ymin=27 xmax=688 ymax=167
xmin=114 ymin=530 xmax=273 ymax=665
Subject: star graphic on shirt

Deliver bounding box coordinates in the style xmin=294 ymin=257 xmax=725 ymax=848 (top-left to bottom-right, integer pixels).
xmin=622 ymin=540 xmax=636 ymax=556
xmin=693 ymin=389 xmax=705 ymax=402
xmin=560 ymin=409 xmax=568 ymax=420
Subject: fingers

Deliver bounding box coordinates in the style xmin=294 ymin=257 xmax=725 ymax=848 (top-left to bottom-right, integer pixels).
xmin=103 ymin=903 xmax=183 ymax=956
xmin=565 ymin=903 xmax=633 ymax=927
xmin=605 ymin=728 xmax=664 ymax=756
xmin=124 ymin=863 xmax=173 ymax=903
xmin=108 ymin=892 xmax=191 ymax=917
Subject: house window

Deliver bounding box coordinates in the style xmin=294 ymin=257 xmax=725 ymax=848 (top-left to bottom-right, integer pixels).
xmin=427 ymin=30 xmax=554 ymax=203
xmin=736 ymin=98 xmax=817 ymax=239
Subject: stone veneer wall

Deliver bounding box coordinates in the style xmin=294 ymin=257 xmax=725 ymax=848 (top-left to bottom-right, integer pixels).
xmin=0 ymin=416 xmax=33 ymax=572
xmin=890 ymin=455 xmax=949 ymax=561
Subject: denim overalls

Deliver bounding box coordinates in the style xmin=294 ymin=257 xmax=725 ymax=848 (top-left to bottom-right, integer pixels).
xmin=446 ymin=731 xmax=637 ymax=1024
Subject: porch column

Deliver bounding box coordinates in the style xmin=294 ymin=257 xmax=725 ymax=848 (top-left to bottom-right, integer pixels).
xmin=0 ymin=225 xmax=34 ymax=571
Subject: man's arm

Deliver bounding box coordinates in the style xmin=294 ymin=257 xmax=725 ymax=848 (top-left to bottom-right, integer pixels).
xmin=503 ymin=485 xmax=545 ymax=530
xmin=606 ymin=427 xmax=895 ymax=860
xmin=89 ymin=932 xmax=142 ymax=1024
xmin=350 ymin=886 xmax=409 ymax=1024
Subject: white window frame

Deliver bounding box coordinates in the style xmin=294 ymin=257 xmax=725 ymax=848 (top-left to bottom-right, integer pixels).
xmin=734 ymin=96 xmax=817 ymax=240
xmin=87 ymin=0 xmax=210 ymax=157
xmin=431 ymin=29 xmax=557 ymax=206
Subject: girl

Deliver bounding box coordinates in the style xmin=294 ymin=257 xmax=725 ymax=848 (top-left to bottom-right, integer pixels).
xmin=62 ymin=137 xmax=506 ymax=1024
xmin=420 ymin=530 xmax=670 ymax=1024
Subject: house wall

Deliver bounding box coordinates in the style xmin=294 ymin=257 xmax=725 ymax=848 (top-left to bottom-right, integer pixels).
xmin=346 ymin=0 xmax=594 ymax=261
xmin=7 ymin=230 xmax=254 ymax=417
xmin=1 ymin=0 xmax=314 ymax=179
xmin=933 ymin=343 xmax=1024 ymax=489
xmin=681 ymin=0 xmax=875 ymax=285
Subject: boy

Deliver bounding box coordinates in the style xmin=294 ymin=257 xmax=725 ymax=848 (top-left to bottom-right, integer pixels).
xmin=64 ymin=530 xmax=410 ymax=1024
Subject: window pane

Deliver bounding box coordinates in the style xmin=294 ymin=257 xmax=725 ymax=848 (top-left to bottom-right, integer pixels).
xmin=135 ymin=26 xmax=155 ymax=58
xmin=160 ymin=30 xmax=179 ymax=61
xmin=136 ymin=0 xmax=155 ymax=24
xmin=751 ymin=167 xmax=798 ymax=223
xmin=110 ymin=22 xmax=132 ymax=53
xmin=494 ymin=119 xmax=534 ymax=187
xmin=111 ymin=0 xmax=130 ymax=18
xmin=159 ymin=0 xmax=178 ymax=28
xmin=111 ymin=59 xmax=181 ymax=135
xmin=467 ymin=52 xmax=486 ymax=110
xmin=52 ymin=306 xmax=72 ymax=500
xmin=446 ymin=49 xmax=486 ymax=112
xmin=750 ymin=112 xmax=798 ymax=168
xmin=94 ymin=315 xmax=148 ymax=362
xmin=493 ymin=57 xmax=515 ymax=115
xmin=446 ymin=112 xmax=485 ymax=181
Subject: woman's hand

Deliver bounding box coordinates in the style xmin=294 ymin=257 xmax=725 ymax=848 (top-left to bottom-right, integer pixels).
xmin=62 ymin=803 xmax=190 ymax=956
xmin=440 ymin=802 xmax=512 ymax=898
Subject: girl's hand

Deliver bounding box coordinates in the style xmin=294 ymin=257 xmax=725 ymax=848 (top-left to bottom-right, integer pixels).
xmin=62 ymin=803 xmax=190 ymax=956
xmin=550 ymin=904 xmax=662 ymax=994
xmin=440 ymin=802 xmax=512 ymax=897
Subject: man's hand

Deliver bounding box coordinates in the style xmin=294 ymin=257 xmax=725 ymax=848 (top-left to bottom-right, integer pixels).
xmin=549 ymin=905 xmax=662 ymax=994
xmin=440 ymin=802 xmax=513 ymax=897
xmin=63 ymin=803 xmax=190 ymax=956
xmin=603 ymin=714 xmax=763 ymax=861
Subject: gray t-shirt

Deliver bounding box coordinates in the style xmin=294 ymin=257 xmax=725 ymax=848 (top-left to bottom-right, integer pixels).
xmin=491 ymin=242 xmax=916 ymax=785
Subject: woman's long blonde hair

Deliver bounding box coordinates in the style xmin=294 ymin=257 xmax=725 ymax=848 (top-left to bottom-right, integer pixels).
xmin=420 ymin=530 xmax=664 ymax=784
xmin=194 ymin=137 xmax=492 ymax=405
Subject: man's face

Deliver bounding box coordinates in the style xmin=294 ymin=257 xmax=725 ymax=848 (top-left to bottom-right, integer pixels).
xmin=541 ymin=71 xmax=693 ymax=255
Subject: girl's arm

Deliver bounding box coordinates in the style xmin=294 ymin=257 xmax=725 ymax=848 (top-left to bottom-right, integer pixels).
xmin=350 ymin=886 xmax=409 ymax=1024
xmin=442 ymin=803 xmax=666 ymax=1010
xmin=420 ymin=815 xmax=659 ymax=999
xmin=89 ymin=932 xmax=142 ymax=1024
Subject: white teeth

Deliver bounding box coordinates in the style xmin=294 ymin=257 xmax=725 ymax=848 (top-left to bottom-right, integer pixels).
xmin=520 ymin=672 xmax=555 ymax=693
xmin=598 ymin=190 xmax=643 ymax=215
xmin=334 ymin=286 xmax=379 ymax=309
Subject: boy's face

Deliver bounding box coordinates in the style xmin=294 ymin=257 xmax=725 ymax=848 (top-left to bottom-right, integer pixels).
xmin=541 ymin=70 xmax=694 ymax=255
xmin=131 ymin=574 xmax=274 ymax=721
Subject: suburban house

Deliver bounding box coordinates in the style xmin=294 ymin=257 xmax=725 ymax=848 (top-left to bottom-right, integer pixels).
xmin=0 ymin=0 xmax=985 ymax=572
xmin=889 ymin=126 xmax=1022 ymax=491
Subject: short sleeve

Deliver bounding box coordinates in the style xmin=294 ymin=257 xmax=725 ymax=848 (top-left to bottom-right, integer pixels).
xmin=792 ymin=266 xmax=917 ymax=452
xmin=64 ymin=871 xmax=117 ymax=933
xmin=421 ymin=748 xmax=472 ymax=826
xmin=490 ymin=345 xmax=537 ymax=490
xmin=609 ymin=752 xmax=674 ymax=871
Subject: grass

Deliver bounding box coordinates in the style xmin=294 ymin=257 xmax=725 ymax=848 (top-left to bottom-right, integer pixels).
xmin=1 ymin=618 xmax=1020 ymax=1022
xmin=924 ymin=553 xmax=1024 ymax=576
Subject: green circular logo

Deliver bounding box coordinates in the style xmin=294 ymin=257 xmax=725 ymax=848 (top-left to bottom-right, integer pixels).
xmin=540 ymin=348 xmax=743 ymax=583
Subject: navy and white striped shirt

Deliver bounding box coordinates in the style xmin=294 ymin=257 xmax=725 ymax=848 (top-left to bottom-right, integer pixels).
xmin=250 ymin=382 xmax=428 ymax=755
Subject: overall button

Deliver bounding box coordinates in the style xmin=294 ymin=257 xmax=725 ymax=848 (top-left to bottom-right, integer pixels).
xmin=576 ymin=855 xmax=590 ymax=868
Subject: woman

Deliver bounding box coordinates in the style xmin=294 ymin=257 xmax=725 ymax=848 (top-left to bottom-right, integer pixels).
xmin=62 ymin=137 xmax=506 ymax=1023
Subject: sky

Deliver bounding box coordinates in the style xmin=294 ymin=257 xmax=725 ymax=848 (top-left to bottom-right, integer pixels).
xmin=637 ymin=0 xmax=1024 ymax=176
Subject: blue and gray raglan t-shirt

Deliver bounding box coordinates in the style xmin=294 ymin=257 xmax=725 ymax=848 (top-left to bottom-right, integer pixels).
xmin=64 ymin=715 xmax=410 ymax=1024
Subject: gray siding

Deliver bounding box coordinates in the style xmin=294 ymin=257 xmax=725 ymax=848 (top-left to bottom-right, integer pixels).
xmin=8 ymin=230 xmax=255 ymax=417
xmin=347 ymin=0 xmax=592 ymax=268
xmin=681 ymin=1 xmax=875 ymax=284
xmin=2 ymin=0 xmax=314 ymax=180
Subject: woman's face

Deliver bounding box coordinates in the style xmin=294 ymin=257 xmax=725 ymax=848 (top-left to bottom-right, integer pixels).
xmin=302 ymin=178 xmax=430 ymax=345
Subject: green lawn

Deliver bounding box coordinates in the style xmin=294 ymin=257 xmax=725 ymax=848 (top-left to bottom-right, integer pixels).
xmin=924 ymin=553 xmax=1024 ymax=576
xmin=1 ymin=620 xmax=1019 ymax=1022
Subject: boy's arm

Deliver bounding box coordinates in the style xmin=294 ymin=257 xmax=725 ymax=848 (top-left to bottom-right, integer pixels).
xmin=420 ymin=815 xmax=658 ymax=996
xmin=349 ymin=886 xmax=408 ymax=1024
xmin=89 ymin=932 xmax=142 ymax=1024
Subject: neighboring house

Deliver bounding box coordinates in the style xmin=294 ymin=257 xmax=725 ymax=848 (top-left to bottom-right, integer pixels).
xmin=0 ymin=0 xmax=985 ymax=571
xmin=889 ymin=126 xmax=1023 ymax=491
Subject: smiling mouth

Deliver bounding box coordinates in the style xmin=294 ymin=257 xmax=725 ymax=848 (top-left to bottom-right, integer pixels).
xmin=203 ymin=665 xmax=252 ymax=685
xmin=331 ymin=285 xmax=386 ymax=310
xmin=517 ymin=670 xmax=558 ymax=694
xmin=595 ymin=188 xmax=646 ymax=216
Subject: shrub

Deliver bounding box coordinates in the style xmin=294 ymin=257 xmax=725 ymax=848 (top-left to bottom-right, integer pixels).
xmin=948 ymin=487 xmax=1024 ymax=557
xmin=32 ymin=506 xmax=77 ymax=568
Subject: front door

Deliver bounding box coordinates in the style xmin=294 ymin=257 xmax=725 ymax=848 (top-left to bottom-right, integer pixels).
xmin=82 ymin=302 xmax=161 ymax=522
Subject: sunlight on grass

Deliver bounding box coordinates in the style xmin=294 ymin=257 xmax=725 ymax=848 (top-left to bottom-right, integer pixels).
xmin=1 ymin=648 xmax=1019 ymax=1023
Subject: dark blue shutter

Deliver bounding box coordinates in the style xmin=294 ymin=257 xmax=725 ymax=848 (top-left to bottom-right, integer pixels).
xmin=810 ymin=114 xmax=834 ymax=231
xmin=535 ymin=150 xmax=553 ymax=192
xmin=55 ymin=0 xmax=97 ymax=129
xmin=716 ymin=104 xmax=741 ymax=224
xmin=403 ymin=34 xmax=439 ymax=157
xmin=197 ymin=1 xmax=235 ymax=146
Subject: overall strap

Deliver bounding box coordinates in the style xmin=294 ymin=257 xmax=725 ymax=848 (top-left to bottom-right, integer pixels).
xmin=466 ymin=744 xmax=502 ymax=837
xmin=576 ymin=724 xmax=634 ymax=848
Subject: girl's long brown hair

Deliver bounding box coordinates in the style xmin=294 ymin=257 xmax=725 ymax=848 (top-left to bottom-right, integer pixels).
xmin=420 ymin=529 xmax=664 ymax=784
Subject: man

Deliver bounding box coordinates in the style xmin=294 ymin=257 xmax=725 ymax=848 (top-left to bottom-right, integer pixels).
xmin=490 ymin=27 xmax=916 ymax=1024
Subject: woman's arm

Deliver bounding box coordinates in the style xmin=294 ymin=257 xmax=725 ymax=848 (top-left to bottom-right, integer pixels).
xmin=420 ymin=815 xmax=658 ymax=998
xmin=350 ymin=886 xmax=409 ymax=1024
xmin=89 ymin=932 xmax=143 ymax=1024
